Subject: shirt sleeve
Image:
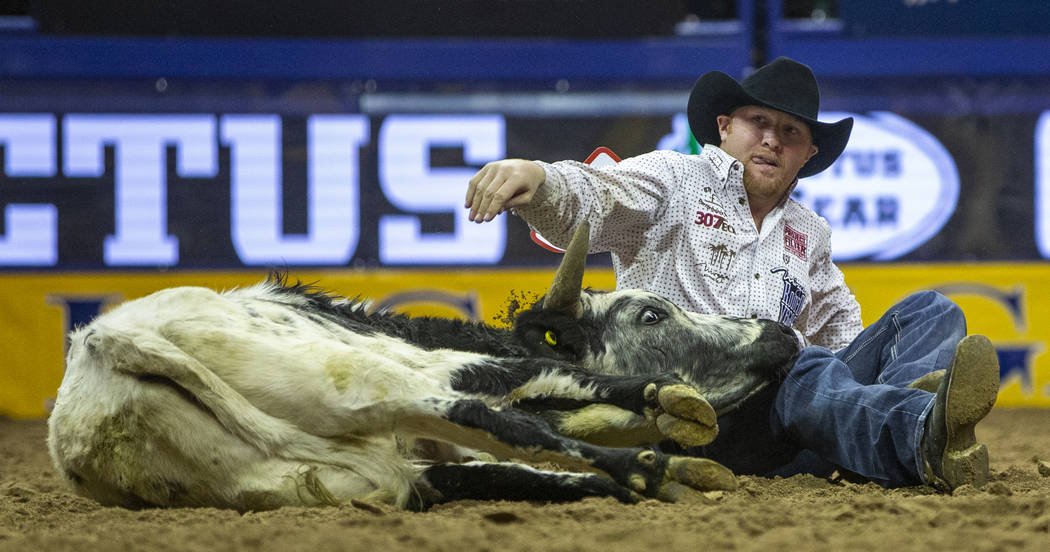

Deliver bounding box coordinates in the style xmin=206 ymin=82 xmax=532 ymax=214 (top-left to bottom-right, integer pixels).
xmin=797 ymin=224 xmax=864 ymax=351
xmin=512 ymin=151 xmax=678 ymax=254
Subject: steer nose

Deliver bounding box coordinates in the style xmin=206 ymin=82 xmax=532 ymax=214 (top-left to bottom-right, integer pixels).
xmin=768 ymin=321 xmax=805 ymax=351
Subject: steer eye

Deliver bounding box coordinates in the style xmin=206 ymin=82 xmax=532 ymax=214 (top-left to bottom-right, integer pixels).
xmin=639 ymin=308 xmax=666 ymax=325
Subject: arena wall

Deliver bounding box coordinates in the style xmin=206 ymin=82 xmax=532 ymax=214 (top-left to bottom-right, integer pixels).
xmin=2 ymin=263 xmax=1047 ymax=419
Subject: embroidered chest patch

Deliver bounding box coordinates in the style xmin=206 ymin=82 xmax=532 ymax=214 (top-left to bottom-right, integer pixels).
xmin=771 ymin=267 xmax=806 ymax=326
xmin=695 ymin=211 xmax=737 ymax=234
xmin=784 ymin=224 xmax=808 ymax=261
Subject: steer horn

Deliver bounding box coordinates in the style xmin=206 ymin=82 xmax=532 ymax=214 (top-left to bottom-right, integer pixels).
xmin=543 ymin=221 xmax=589 ymax=317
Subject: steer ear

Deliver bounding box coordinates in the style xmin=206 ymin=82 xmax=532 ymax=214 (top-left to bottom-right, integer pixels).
xmin=543 ymin=221 xmax=589 ymax=318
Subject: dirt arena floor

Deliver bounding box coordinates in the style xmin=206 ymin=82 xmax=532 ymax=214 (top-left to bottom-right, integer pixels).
xmin=2 ymin=409 xmax=1049 ymax=552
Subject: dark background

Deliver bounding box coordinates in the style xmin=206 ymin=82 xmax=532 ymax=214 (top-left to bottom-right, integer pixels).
xmin=2 ymin=1 xmax=1050 ymax=268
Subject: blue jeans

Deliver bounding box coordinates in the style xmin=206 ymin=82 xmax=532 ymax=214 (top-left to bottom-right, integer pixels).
xmin=677 ymin=291 xmax=966 ymax=487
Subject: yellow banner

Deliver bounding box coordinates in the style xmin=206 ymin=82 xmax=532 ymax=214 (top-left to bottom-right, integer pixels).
xmin=843 ymin=264 xmax=1050 ymax=409
xmin=1 ymin=263 xmax=1047 ymax=418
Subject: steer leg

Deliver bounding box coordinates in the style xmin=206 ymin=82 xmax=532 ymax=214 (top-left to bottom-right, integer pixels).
xmin=384 ymin=397 xmax=737 ymax=499
xmin=529 ymin=404 xmax=664 ymax=447
xmin=449 ymin=359 xmax=719 ymax=447
xmin=417 ymin=461 xmax=638 ymax=507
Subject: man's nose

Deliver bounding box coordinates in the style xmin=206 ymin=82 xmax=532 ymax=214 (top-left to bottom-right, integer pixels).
xmin=763 ymin=129 xmax=782 ymax=151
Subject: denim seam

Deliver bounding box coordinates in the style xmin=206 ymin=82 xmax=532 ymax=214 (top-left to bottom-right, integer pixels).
xmin=783 ymin=369 xmax=927 ymax=481
xmin=784 ymin=368 xmax=924 ymax=418
xmin=914 ymin=396 xmax=936 ymax=483
xmin=875 ymin=312 xmax=903 ymax=385
xmin=890 ymin=312 xmax=902 ymax=362
xmin=842 ymin=324 xmax=889 ymax=364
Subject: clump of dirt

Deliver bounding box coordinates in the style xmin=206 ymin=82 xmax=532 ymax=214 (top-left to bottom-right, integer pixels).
xmin=491 ymin=289 xmax=542 ymax=327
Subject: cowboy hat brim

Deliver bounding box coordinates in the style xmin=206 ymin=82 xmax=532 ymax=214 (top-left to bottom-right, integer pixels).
xmin=687 ymin=70 xmax=853 ymax=179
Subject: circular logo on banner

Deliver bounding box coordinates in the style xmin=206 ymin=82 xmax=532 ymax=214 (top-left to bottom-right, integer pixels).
xmin=792 ymin=111 xmax=959 ymax=261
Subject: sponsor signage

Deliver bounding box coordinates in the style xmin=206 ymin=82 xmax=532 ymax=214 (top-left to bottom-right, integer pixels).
xmin=0 ymin=109 xmax=1040 ymax=266
xmin=792 ymin=112 xmax=959 ymax=261
xmin=2 ymin=264 xmax=1048 ymax=418
xmin=0 ymin=113 xmax=507 ymax=268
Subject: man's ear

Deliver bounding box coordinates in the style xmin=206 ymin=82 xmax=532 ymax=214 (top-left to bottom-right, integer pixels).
xmin=716 ymin=114 xmax=732 ymax=142
xmin=807 ymin=144 xmax=819 ymax=162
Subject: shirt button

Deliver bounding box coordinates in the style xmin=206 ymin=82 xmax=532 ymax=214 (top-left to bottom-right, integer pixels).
xmin=754 ymin=273 xmax=760 ymax=279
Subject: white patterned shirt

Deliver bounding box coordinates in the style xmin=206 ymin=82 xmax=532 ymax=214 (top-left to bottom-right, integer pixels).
xmin=515 ymin=145 xmax=863 ymax=351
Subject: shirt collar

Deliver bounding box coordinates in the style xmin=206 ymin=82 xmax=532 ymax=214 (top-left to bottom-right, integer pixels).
xmin=701 ymin=144 xmax=798 ymax=207
xmin=699 ymin=144 xmax=742 ymax=189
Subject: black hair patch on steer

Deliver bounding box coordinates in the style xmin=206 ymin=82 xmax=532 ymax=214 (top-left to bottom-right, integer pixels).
xmin=512 ymin=307 xmax=607 ymax=362
xmin=420 ymin=462 xmax=635 ymax=506
xmin=445 ymin=399 xmax=568 ymax=451
xmin=512 ymin=396 xmax=596 ymax=413
xmin=264 ymin=271 xmax=529 ymax=357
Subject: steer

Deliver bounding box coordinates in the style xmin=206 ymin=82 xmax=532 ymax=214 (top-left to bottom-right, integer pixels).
xmin=48 ymin=223 xmax=799 ymax=511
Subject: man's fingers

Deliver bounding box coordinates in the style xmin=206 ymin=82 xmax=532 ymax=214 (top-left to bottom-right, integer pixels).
xmin=466 ymin=160 xmax=544 ymax=223
xmin=481 ymin=178 xmax=535 ymax=221
xmin=475 ymin=182 xmax=512 ymax=222
xmin=466 ymin=165 xmax=496 ymax=221
xmin=471 ymin=168 xmax=513 ymax=222
xmin=464 ymin=178 xmax=477 ymax=209
xmin=465 ymin=164 xmax=492 ymax=210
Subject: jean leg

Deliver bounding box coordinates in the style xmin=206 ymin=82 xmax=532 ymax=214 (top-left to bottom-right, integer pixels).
xmin=773 ymin=346 xmax=934 ymax=486
xmin=691 ymin=292 xmax=968 ymax=485
xmin=770 ymin=292 xmax=969 ymax=486
xmin=837 ymin=291 xmax=967 ymax=386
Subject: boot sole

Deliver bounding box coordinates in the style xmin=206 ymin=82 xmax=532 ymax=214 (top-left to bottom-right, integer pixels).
xmin=941 ymin=335 xmax=1000 ymax=490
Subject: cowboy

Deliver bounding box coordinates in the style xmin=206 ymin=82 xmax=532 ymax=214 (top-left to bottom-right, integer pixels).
xmin=463 ymin=57 xmax=999 ymax=492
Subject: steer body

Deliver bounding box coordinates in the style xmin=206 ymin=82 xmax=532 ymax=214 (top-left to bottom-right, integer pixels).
xmin=49 ymin=278 xmax=744 ymax=510
xmin=48 ymin=224 xmax=800 ymax=510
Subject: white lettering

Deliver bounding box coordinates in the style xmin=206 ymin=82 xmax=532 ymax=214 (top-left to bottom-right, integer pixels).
xmin=378 ymin=115 xmax=506 ymax=264
xmin=796 ymin=111 xmax=957 ymax=260
xmin=0 ymin=115 xmax=58 ymax=265
xmin=1036 ymin=112 xmax=1050 ymax=258
xmin=64 ymin=115 xmax=217 ymax=266
xmin=222 ymin=115 xmax=368 ymax=265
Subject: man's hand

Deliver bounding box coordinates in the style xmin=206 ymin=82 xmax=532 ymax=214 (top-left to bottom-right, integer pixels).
xmin=465 ymin=159 xmax=546 ymax=223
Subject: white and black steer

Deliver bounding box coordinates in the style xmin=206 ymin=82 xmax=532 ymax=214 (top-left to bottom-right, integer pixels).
xmin=48 ymin=224 xmax=799 ymax=511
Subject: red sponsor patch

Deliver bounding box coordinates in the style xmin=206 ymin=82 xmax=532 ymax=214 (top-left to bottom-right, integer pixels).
xmin=695 ymin=211 xmax=736 ymax=234
xmin=695 ymin=211 xmax=724 ymax=228
xmin=784 ymin=224 xmax=808 ymax=261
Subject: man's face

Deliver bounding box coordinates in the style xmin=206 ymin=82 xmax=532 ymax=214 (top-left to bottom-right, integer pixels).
xmin=717 ymin=105 xmax=819 ymax=204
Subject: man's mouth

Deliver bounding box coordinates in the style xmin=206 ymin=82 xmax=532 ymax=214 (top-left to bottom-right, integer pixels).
xmin=752 ymin=155 xmax=779 ymax=168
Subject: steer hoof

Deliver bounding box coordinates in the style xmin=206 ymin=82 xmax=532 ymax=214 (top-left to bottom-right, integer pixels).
xmin=654 ymin=385 xmax=718 ymax=446
xmin=655 ymin=481 xmax=714 ymax=504
xmin=665 ymin=456 xmax=737 ymax=492
xmin=657 ymin=385 xmax=717 ymax=426
xmin=656 ymin=414 xmax=717 ymax=447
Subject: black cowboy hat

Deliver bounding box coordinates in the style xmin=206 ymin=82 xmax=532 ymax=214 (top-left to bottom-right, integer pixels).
xmin=687 ymin=57 xmax=853 ymax=179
